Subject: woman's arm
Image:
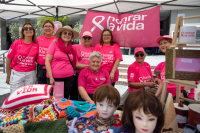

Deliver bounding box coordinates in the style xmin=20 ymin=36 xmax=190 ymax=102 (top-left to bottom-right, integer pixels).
xmin=78 ymin=86 xmax=94 ymax=104
xmin=76 ymin=61 xmax=89 ymax=69
xmin=6 ymin=57 xmax=12 ymax=84
xmin=45 ymin=54 xmax=54 ymax=85
xmin=128 ymin=81 xmax=157 ymax=88
xmin=110 ymin=59 xmax=121 ymax=81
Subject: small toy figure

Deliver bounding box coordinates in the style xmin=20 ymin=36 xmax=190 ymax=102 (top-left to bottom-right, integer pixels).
xmin=68 ymin=84 xmax=122 ymax=133
xmin=121 ymin=90 xmax=164 ymax=133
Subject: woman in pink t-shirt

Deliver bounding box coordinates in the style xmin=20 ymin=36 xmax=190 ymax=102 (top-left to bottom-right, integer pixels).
xmin=154 ymin=61 xmax=164 ymax=80
xmin=127 ymin=47 xmax=163 ymax=97
xmin=94 ymin=29 xmax=123 ymax=86
xmin=70 ymin=31 xmax=94 ymax=100
xmin=6 ymin=22 xmax=38 ymax=93
xmin=37 ymin=20 xmax=57 ymax=84
xmin=78 ymin=52 xmax=110 ymax=104
xmin=45 ymin=26 xmax=79 ymax=99
xmin=155 ymin=35 xmax=194 ymax=101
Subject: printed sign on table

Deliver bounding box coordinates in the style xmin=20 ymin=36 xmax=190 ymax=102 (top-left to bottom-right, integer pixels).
xmin=175 ymin=58 xmax=200 ymax=72
xmin=54 ymin=21 xmax=62 ymax=33
xmin=81 ymin=6 xmax=160 ymax=47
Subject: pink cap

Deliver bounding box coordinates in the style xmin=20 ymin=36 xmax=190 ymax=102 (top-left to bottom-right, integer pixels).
xmin=155 ymin=35 xmax=173 ymax=44
xmin=82 ymin=31 xmax=92 ymax=38
xmin=134 ymin=47 xmax=145 ymax=54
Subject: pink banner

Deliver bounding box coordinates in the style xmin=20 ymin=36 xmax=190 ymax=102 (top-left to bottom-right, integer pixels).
xmin=81 ymin=6 xmax=160 ymax=47
xmin=175 ymin=58 xmax=200 ymax=72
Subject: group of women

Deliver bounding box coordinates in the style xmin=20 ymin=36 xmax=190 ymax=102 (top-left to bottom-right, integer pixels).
xmin=6 ymin=19 xmax=193 ymax=103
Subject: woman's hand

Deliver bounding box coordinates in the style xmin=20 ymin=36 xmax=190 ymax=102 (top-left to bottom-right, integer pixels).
xmin=50 ymin=77 xmax=55 ymax=86
xmin=52 ymin=39 xmax=57 ymax=42
xmin=144 ymin=82 xmax=157 ymax=88
xmin=110 ymin=72 xmax=114 ymax=82
xmin=6 ymin=76 xmax=10 ymax=84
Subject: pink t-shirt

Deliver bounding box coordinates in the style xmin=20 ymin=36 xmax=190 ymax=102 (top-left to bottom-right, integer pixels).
xmin=78 ymin=67 xmax=110 ymax=94
xmin=128 ymin=61 xmax=152 ymax=92
xmin=73 ymin=44 xmax=94 ymax=73
xmin=46 ymin=42 xmax=74 ymax=78
xmin=154 ymin=62 xmax=164 ymax=80
xmin=94 ymin=43 xmax=123 ymax=82
xmin=37 ymin=35 xmax=57 ymax=65
xmin=7 ymin=39 xmax=38 ymax=72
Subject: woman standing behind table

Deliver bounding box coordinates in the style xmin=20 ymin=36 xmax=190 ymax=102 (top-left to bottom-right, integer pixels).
xmin=6 ymin=22 xmax=38 ymax=93
xmin=94 ymin=29 xmax=123 ymax=86
xmin=37 ymin=20 xmax=57 ymax=84
xmin=127 ymin=47 xmax=163 ymax=97
xmin=70 ymin=31 xmax=94 ymax=100
xmin=45 ymin=26 xmax=78 ymax=99
xmin=155 ymin=35 xmax=194 ymax=101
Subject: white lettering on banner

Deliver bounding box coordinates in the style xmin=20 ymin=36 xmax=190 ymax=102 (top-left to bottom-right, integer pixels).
xmin=91 ymin=16 xmax=105 ymax=32
xmin=139 ymin=76 xmax=151 ymax=82
xmin=181 ymin=58 xmax=192 ymax=63
xmin=92 ymin=14 xmax=147 ymax=32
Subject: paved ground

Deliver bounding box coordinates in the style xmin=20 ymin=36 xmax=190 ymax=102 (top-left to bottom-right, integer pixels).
xmin=0 ymin=55 xmax=165 ymax=107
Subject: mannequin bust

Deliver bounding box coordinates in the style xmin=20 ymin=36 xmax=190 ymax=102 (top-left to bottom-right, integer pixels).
xmin=121 ymin=90 xmax=164 ymax=133
xmin=68 ymin=84 xmax=122 ymax=133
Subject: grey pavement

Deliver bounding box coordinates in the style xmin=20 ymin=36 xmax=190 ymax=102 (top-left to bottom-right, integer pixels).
xmin=0 ymin=55 xmax=165 ymax=107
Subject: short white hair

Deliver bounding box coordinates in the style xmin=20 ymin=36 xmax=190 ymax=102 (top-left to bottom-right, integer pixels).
xmin=89 ymin=51 xmax=102 ymax=62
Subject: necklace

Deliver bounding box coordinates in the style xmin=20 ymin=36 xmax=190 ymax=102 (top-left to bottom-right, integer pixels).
xmin=91 ymin=69 xmax=99 ymax=80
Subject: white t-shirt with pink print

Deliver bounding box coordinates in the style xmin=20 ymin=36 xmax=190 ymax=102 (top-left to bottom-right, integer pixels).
xmin=7 ymin=39 xmax=38 ymax=72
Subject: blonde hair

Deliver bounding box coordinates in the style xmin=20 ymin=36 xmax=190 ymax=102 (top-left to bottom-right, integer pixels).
xmin=20 ymin=22 xmax=37 ymax=43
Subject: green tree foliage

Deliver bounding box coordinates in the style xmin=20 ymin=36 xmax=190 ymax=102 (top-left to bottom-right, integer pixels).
xmin=37 ymin=16 xmax=71 ymax=26
xmin=71 ymin=22 xmax=83 ymax=44
xmin=8 ymin=23 xmax=21 ymax=42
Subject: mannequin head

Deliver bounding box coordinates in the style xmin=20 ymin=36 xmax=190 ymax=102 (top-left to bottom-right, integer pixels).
xmin=121 ymin=90 xmax=164 ymax=133
xmin=93 ymin=84 xmax=120 ymax=119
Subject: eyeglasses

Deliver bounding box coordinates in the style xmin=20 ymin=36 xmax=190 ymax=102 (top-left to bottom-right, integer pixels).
xmin=83 ymin=36 xmax=92 ymax=40
xmin=103 ymin=34 xmax=111 ymax=37
xmin=23 ymin=27 xmax=33 ymax=31
xmin=135 ymin=53 xmax=144 ymax=57
xmin=44 ymin=25 xmax=53 ymax=28
xmin=63 ymin=32 xmax=72 ymax=36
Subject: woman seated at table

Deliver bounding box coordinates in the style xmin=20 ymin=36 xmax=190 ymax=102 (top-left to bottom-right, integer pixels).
xmin=127 ymin=47 xmax=163 ymax=97
xmin=78 ymin=51 xmax=110 ymax=104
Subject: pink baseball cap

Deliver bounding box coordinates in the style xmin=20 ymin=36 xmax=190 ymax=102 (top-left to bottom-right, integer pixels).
xmin=82 ymin=31 xmax=92 ymax=38
xmin=155 ymin=35 xmax=173 ymax=44
xmin=134 ymin=47 xmax=145 ymax=54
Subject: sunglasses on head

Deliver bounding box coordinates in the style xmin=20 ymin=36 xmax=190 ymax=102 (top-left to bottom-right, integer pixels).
xmin=63 ymin=32 xmax=72 ymax=36
xmin=23 ymin=27 xmax=33 ymax=31
xmin=135 ymin=53 xmax=144 ymax=57
xmin=83 ymin=36 xmax=92 ymax=40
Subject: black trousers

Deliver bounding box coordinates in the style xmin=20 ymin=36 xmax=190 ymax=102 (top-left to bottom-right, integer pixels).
xmin=47 ymin=76 xmax=74 ymax=99
xmin=70 ymin=73 xmax=79 ymax=100
xmin=78 ymin=94 xmax=94 ymax=101
xmin=37 ymin=64 xmax=47 ymax=84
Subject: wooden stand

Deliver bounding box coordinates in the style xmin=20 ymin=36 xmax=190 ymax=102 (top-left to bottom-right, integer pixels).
xmin=160 ymin=15 xmax=200 ymax=107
